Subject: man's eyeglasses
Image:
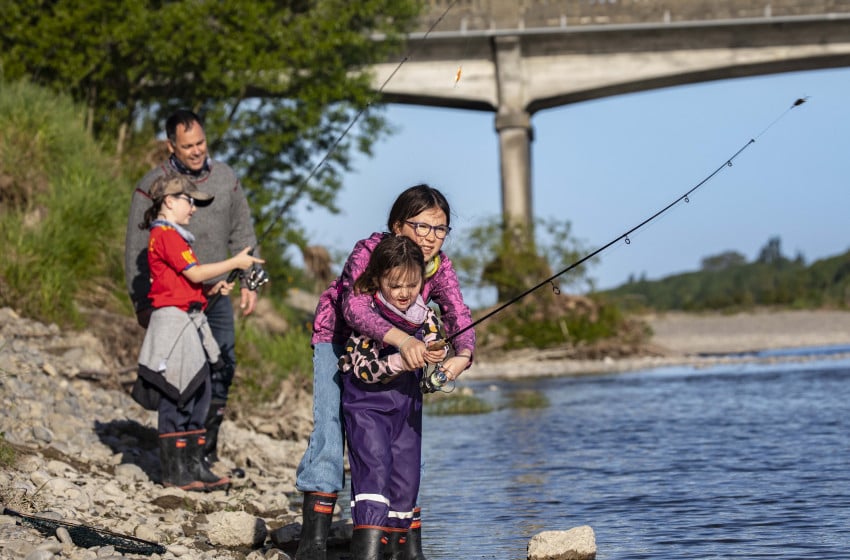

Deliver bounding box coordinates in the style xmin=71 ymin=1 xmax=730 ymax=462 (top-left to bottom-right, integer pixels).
xmin=173 ymin=193 xmax=196 ymax=207
xmin=405 ymin=220 xmax=451 ymax=239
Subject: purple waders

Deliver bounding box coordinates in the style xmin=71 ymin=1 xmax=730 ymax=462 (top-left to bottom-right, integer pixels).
xmin=342 ymin=368 xmax=423 ymax=531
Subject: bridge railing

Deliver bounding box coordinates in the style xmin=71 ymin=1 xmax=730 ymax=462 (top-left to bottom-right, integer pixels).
xmin=421 ymin=0 xmax=850 ymax=31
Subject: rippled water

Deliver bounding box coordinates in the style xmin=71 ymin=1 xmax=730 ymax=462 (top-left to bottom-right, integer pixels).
xmin=418 ymin=351 xmax=850 ymax=559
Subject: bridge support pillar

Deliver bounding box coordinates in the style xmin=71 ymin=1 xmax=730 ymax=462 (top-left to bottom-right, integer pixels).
xmin=493 ymin=36 xmax=533 ymax=235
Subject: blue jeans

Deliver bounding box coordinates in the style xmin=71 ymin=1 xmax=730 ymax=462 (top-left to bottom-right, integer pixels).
xmin=296 ymin=342 xmax=346 ymax=493
xmin=205 ymin=294 xmax=236 ymax=403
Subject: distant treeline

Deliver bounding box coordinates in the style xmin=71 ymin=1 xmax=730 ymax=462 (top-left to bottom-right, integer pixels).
xmin=604 ymin=237 xmax=850 ymax=311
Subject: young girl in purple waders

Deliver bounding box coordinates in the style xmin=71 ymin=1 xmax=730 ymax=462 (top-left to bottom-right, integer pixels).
xmin=287 ymin=184 xmax=475 ymax=560
xmin=339 ymin=235 xmax=448 ymax=560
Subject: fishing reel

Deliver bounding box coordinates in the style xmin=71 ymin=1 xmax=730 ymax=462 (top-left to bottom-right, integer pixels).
xmin=420 ymin=334 xmax=454 ymax=393
xmin=242 ymin=264 xmax=270 ymax=291
xmin=421 ymin=362 xmax=454 ymax=394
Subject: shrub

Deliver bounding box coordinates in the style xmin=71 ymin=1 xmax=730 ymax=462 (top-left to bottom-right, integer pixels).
xmin=424 ymin=393 xmax=493 ymax=416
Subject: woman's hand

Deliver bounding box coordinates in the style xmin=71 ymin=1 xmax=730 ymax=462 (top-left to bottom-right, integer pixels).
xmin=399 ymin=337 xmax=426 ymax=371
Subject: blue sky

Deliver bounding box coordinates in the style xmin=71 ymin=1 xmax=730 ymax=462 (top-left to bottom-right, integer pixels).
xmin=294 ymin=66 xmax=850 ymax=305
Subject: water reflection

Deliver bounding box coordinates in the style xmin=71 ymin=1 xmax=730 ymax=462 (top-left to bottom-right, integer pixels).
xmin=420 ymin=355 xmax=850 ymax=559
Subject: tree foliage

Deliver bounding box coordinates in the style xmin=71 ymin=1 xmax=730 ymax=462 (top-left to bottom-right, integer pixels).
xmin=445 ymin=216 xmax=636 ymax=352
xmin=607 ymin=236 xmax=850 ymax=311
xmin=0 ymin=0 xmax=423 ymax=272
xmin=701 ymin=250 xmax=746 ymax=272
xmin=451 ymin=216 xmax=596 ymax=303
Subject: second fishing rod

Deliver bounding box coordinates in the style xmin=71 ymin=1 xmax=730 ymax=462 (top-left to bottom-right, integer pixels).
xmin=208 ymin=1 xmax=461 ymax=307
xmin=440 ymin=97 xmax=809 ymax=348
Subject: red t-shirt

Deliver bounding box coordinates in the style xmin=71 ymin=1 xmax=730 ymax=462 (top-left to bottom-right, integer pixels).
xmin=147 ymin=224 xmax=206 ymax=311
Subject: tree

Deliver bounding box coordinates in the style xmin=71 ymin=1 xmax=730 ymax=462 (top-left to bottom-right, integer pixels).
xmin=0 ymin=0 xmax=422 ymax=272
xmin=701 ymin=250 xmax=746 ymax=271
xmin=451 ymin=216 xmax=595 ymax=303
xmin=756 ymin=236 xmax=786 ymax=265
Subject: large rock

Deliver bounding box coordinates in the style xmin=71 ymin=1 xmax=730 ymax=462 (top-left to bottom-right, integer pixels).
xmin=206 ymin=510 xmax=268 ymax=548
xmin=528 ymin=526 xmax=596 ymax=560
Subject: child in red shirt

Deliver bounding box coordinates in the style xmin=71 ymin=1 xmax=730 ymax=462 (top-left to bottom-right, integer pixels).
xmin=135 ymin=173 xmax=262 ymax=491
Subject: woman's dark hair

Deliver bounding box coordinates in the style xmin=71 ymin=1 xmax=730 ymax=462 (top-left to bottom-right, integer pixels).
xmin=387 ymin=184 xmax=451 ymax=231
xmin=354 ymin=235 xmax=425 ymax=295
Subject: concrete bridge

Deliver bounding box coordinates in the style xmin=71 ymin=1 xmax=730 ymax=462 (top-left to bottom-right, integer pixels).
xmin=372 ymin=0 xmax=850 ymax=229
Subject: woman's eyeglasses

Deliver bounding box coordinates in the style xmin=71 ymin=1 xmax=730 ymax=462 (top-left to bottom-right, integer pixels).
xmin=405 ymin=220 xmax=451 ymax=239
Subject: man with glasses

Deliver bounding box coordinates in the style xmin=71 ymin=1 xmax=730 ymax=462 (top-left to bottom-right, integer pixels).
xmin=124 ymin=109 xmax=263 ymax=468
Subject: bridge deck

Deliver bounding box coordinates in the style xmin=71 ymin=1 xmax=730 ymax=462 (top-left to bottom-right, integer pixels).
xmin=419 ymin=0 xmax=850 ymax=31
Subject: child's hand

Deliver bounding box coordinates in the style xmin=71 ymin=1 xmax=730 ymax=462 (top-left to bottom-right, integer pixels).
xmin=234 ymin=247 xmax=265 ymax=271
xmin=423 ymin=339 xmax=448 ymax=364
xmin=209 ymin=280 xmax=235 ymax=296
xmin=440 ymin=355 xmax=471 ymax=381
xmin=423 ymin=346 xmax=448 ymax=364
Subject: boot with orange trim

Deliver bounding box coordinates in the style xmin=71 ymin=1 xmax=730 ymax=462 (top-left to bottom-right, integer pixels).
xmin=158 ymin=432 xmax=206 ymax=492
xmin=402 ymin=507 xmax=427 ymax=559
xmin=350 ymin=527 xmax=385 ymax=560
xmin=384 ymin=529 xmax=407 ymax=560
xmin=294 ymin=491 xmax=337 ymax=559
xmin=189 ymin=430 xmax=230 ymax=491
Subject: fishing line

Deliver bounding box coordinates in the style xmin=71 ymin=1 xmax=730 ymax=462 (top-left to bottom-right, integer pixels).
xmin=446 ymin=97 xmax=809 ymax=344
xmin=254 ymin=0 xmax=460 ymax=247
xmin=211 ymin=1 xmax=460 ymax=298
xmin=160 ymin=5 xmax=461 ymax=366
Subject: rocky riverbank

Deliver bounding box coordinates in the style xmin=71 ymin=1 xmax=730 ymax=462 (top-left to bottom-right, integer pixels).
xmin=2 ymin=306 xmax=849 ymax=559
xmin=0 ymin=307 xmax=310 ymax=560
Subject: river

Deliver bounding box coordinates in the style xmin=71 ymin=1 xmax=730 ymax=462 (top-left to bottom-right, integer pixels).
xmin=417 ymin=348 xmax=850 ymax=559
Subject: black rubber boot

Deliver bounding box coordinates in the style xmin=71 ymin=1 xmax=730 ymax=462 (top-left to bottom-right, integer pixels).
xmin=159 ymin=432 xmax=205 ymax=492
xmin=403 ymin=508 xmax=427 ymax=559
xmin=189 ymin=430 xmax=230 ymax=491
xmin=203 ymin=399 xmax=227 ymax=464
xmin=350 ymin=527 xmax=385 ymax=560
xmin=294 ymin=492 xmax=337 ymax=559
xmin=384 ymin=531 xmax=406 ymax=560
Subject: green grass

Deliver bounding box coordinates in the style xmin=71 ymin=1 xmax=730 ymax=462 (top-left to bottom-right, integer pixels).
xmin=231 ymin=320 xmax=313 ymax=407
xmin=0 ymin=433 xmax=15 ymax=468
xmin=0 ymin=79 xmax=130 ymax=325
xmin=506 ymin=389 xmax=549 ymax=409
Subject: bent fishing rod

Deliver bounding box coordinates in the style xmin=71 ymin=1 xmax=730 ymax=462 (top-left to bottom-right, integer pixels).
xmin=444 ymin=97 xmax=809 ymax=345
xmin=210 ymin=1 xmax=461 ymax=300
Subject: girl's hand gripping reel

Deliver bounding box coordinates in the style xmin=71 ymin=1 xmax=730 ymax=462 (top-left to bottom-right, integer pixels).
xmin=420 ymin=340 xmax=455 ymax=394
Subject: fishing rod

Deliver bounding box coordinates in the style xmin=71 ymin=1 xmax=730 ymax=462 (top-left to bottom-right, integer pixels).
xmin=211 ymin=0 xmax=462 ymax=300
xmin=153 ymin=6 xmax=463 ymax=374
xmin=444 ymin=97 xmax=809 ymax=345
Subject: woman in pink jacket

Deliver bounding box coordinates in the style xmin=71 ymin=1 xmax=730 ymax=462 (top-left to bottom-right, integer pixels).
xmin=290 ymin=184 xmax=475 ymax=560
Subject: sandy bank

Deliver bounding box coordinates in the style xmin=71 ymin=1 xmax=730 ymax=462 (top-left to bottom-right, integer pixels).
xmin=468 ymin=309 xmax=850 ymax=380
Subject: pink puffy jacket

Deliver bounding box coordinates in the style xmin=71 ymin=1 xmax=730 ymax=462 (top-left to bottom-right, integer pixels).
xmin=311 ymin=232 xmax=475 ymax=360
